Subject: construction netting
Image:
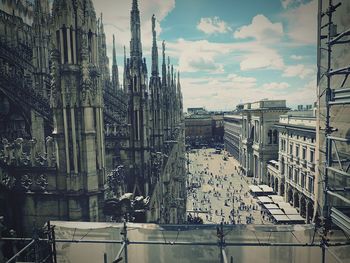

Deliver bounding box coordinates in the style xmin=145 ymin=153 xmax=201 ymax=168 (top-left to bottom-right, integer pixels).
xmin=51 ymin=221 xmax=350 ymax=263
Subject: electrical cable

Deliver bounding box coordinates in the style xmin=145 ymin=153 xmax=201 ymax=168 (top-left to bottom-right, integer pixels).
xmin=79 ymin=228 xmax=93 ymax=241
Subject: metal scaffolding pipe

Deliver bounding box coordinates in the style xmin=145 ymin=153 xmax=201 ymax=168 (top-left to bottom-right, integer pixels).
xmin=53 ymin=239 xmax=123 ymax=244
xmin=113 ymin=242 xmax=126 ymax=263
xmin=5 ymin=239 xmax=35 ymax=263
xmin=1 ymin=237 xmax=349 ymax=248
xmin=329 ymin=28 xmax=350 ymax=45
xmin=327 ymin=190 xmax=350 ymax=205
xmin=327 ymin=136 xmax=350 ymax=143
xmin=328 ymin=65 xmax=350 ymax=75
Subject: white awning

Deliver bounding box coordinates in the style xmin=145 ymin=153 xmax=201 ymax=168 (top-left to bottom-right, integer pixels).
xmin=272 ymin=214 xmax=291 ymax=222
xmin=287 ymin=214 xmax=305 ymax=222
xmin=249 ymin=185 xmax=263 ymax=192
xmin=259 ymin=185 xmax=274 ymax=192
xmin=276 ymin=202 xmax=293 ymax=209
xmin=264 ymin=204 xmax=280 ymax=210
xmin=269 ymin=195 xmax=284 ymax=203
xmin=283 ymin=208 xmax=299 ymax=215
xmin=269 ymin=209 xmax=285 ymax=215
xmin=257 ymin=196 xmax=273 ymax=203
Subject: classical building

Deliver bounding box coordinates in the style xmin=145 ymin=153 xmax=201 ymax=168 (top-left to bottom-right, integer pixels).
xmin=185 ymin=114 xmax=212 ymax=144
xmin=185 ymin=112 xmax=224 ymax=147
xmin=240 ymin=100 xmax=289 ymax=182
xmin=0 ymin=0 xmax=186 ymax=234
xmin=223 ymin=114 xmax=242 ymax=161
xmin=267 ymin=111 xmax=316 ymax=223
xmin=211 ymin=114 xmax=224 ymax=142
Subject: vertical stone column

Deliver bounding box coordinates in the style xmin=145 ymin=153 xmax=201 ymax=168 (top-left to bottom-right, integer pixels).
xmin=299 ymin=196 xmax=303 ymax=215
xmin=293 ymin=190 xmax=297 ymax=207
xmin=70 ymin=107 xmax=78 ymax=174
xmin=30 ymin=111 xmax=45 ymax=153
xmin=305 ymin=200 xmax=310 ymax=223
xmin=277 ymin=180 xmax=281 ymax=196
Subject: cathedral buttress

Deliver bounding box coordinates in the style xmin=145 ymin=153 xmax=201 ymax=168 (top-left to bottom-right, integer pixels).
xmin=50 ymin=0 xmax=105 ymax=222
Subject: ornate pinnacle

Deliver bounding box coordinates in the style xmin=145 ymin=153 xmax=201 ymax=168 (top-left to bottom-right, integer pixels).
xmin=132 ymin=0 xmax=138 ymax=10
xmin=124 ymin=46 xmax=126 ymax=65
xmin=113 ymin=34 xmax=117 ymax=66
xmin=151 ymin=14 xmax=159 ymax=76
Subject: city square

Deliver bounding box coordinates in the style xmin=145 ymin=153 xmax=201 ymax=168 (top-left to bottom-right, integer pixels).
xmin=187 ymin=148 xmax=266 ymax=225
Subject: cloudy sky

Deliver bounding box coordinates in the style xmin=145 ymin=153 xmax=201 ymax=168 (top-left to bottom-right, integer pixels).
xmin=93 ymin=0 xmax=317 ymax=111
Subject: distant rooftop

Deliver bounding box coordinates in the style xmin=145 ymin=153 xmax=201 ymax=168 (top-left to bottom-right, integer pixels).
xmin=243 ymin=99 xmax=287 ymax=110
xmin=278 ymin=113 xmax=316 ymax=128
xmin=285 ymin=110 xmax=315 ymax=117
xmin=224 ymin=114 xmax=242 ymax=120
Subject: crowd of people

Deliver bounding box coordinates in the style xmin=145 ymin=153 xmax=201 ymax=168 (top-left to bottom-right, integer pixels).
xmin=186 ymin=149 xmax=265 ymax=225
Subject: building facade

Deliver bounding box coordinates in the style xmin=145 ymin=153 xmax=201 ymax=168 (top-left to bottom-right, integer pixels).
xmin=267 ymin=112 xmax=316 ymax=223
xmin=240 ymin=100 xmax=289 ymax=182
xmin=185 ymin=115 xmax=212 ymax=145
xmin=223 ymin=114 xmax=242 ymax=161
xmin=185 ymin=113 xmax=224 ymax=147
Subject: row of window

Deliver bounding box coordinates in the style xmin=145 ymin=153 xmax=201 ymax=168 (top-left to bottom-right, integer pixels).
xmin=287 ymin=167 xmax=315 ymax=194
xmin=280 ymin=139 xmax=315 ymax=163
xmin=280 ymin=132 xmax=315 ymax=143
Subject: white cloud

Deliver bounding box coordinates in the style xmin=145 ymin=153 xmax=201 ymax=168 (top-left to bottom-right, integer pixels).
xmin=181 ymin=73 xmax=317 ymax=111
xmin=167 ymin=38 xmax=286 ymax=73
xmin=283 ymin=64 xmax=314 ymax=79
xmin=197 ymin=16 xmax=231 ymax=34
xmin=290 ymin=54 xmax=303 ymax=60
xmin=227 ymin=74 xmax=257 ymax=88
xmin=240 ymin=47 xmax=285 ymax=71
xmin=167 ymin=39 xmax=231 ymax=73
xmin=261 ymin=82 xmax=290 ymax=91
xmin=181 ymin=76 xmax=258 ymax=110
xmin=287 ymin=78 xmax=317 ymax=105
xmin=283 ymin=0 xmax=317 ymax=45
xmin=234 ymin=14 xmax=283 ymax=42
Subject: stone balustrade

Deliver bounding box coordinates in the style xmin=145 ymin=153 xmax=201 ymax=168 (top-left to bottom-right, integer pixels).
xmin=105 ymin=123 xmax=130 ymax=138
xmin=0 ymin=136 xmax=56 ymax=168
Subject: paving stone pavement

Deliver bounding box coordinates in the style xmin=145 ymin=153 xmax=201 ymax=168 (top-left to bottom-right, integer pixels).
xmin=186 ymin=148 xmax=271 ymax=225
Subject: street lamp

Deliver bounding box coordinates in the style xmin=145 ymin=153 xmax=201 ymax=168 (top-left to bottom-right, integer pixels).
xmin=187 ymin=150 xmax=190 ymax=175
xmin=232 ymin=191 xmax=235 ymax=225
